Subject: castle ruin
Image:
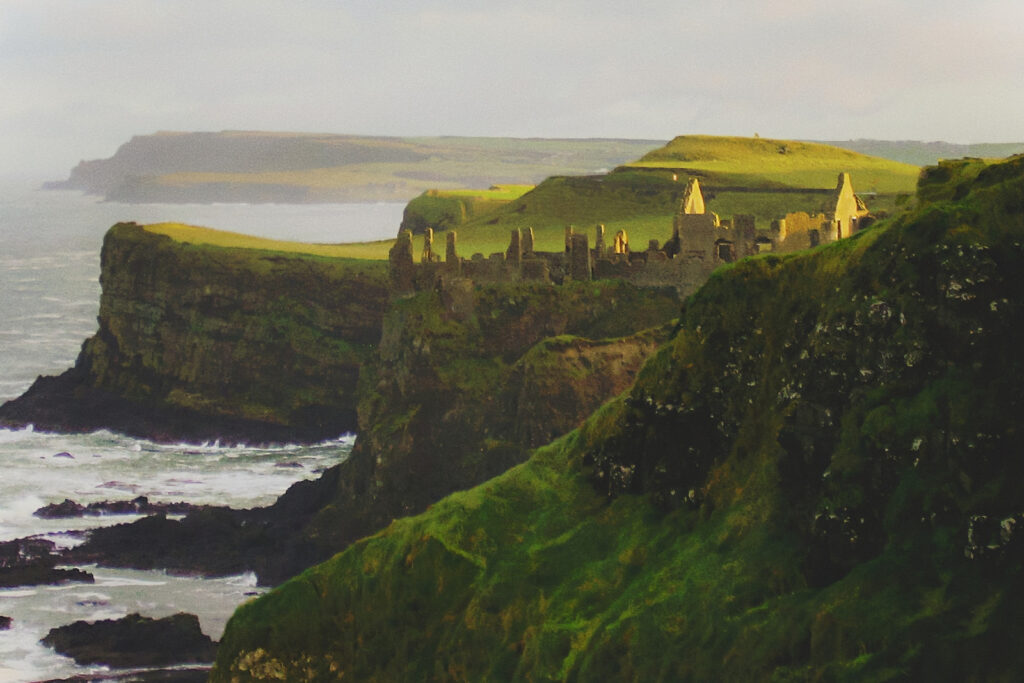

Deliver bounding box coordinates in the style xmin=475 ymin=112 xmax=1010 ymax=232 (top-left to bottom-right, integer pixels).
xmin=389 ymin=172 xmax=871 ymax=298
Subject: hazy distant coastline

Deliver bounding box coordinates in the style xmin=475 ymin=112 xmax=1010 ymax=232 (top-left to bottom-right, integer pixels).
xmin=44 ymin=131 xmax=665 ymax=204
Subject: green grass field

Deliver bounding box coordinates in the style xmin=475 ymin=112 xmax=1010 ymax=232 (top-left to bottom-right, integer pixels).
xmin=628 ymin=135 xmax=920 ymax=193
xmin=145 ymin=223 xmax=396 ymax=260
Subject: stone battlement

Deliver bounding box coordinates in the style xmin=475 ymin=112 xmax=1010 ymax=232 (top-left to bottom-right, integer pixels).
xmin=389 ymin=173 xmax=871 ymax=298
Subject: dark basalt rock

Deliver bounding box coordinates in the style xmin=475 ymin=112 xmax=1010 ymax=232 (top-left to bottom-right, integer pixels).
xmin=35 ymin=496 xmax=203 ymax=519
xmin=0 ymin=538 xmax=94 ymax=588
xmin=0 ymin=616 xmax=11 ymax=630
xmin=40 ymin=668 xmax=210 ymax=682
xmin=0 ymin=367 xmax=343 ymax=446
xmin=64 ymin=473 xmax=344 ymax=585
xmin=41 ymin=612 xmax=217 ymax=668
xmin=0 ymin=565 xmax=93 ymax=588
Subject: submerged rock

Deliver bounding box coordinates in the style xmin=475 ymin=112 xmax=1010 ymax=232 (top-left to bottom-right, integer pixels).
xmin=42 ymin=612 xmax=217 ymax=667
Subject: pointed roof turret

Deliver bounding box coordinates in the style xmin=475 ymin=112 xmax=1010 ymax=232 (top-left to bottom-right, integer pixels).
xmin=681 ymin=178 xmax=706 ymax=215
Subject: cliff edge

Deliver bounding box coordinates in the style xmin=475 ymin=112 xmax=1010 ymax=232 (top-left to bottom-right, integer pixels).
xmin=0 ymin=223 xmax=389 ymax=444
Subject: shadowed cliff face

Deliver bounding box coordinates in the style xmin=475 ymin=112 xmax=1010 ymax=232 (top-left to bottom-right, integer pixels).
xmin=295 ymin=280 xmax=680 ymax=570
xmin=13 ymin=224 xmax=680 ymax=584
xmin=212 ymin=157 xmax=1024 ymax=682
xmin=0 ymin=223 xmax=389 ymax=443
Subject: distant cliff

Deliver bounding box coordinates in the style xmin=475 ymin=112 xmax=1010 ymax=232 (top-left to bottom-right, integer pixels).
xmin=0 ymin=223 xmax=389 ymax=443
xmin=213 ymin=156 xmax=1024 ymax=680
xmin=45 ymin=131 xmax=663 ymax=203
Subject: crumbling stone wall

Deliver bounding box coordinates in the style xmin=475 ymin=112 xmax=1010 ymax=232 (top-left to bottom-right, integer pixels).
xmin=389 ymin=230 xmax=415 ymax=294
xmin=568 ymin=233 xmax=592 ymax=281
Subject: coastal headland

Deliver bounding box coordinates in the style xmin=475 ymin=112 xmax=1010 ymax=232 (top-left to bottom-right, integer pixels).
xmin=5 ymin=135 xmax=1024 ymax=678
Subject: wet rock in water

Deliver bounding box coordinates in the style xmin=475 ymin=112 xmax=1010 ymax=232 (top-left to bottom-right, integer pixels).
xmin=0 ymin=615 xmax=11 ymax=630
xmin=0 ymin=565 xmax=94 ymax=588
xmin=53 ymin=451 xmax=74 ymax=459
xmin=41 ymin=612 xmax=217 ymax=667
xmin=274 ymin=461 xmax=303 ymax=468
xmin=35 ymin=499 xmax=86 ymax=518
xmin=35 ymin=496 xmax=204 ymax=519
xmin=0 ymin=537 xmax=94 ymax=588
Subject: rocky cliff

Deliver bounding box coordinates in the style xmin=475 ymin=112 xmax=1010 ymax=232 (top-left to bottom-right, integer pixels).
xmin=0 ymin=223 xmax=389 ymax=443
xmin=212 ymin=155 xmax=1024 ymax=681
xmin=64 ymin=276 xmax=680 ymax=584
xmin=2 ymin=220 xmax=681 ymax=583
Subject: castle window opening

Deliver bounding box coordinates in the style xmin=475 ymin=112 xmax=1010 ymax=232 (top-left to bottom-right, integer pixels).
xmin=715 ymin=239 xmax=735 ymax=263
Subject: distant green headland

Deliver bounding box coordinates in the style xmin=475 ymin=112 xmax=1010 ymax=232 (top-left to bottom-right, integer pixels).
xmin=44 ymin=132 xmax=664 ymax=203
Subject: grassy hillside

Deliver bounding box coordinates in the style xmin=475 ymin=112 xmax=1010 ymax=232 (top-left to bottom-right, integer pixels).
xmin=213 ymin=155 xmax=1024 ymax=681
xmin=143 ymin=223 xmax=395 ymax=260
xmin=423 ymin=136 xmax=921 ymax=257
xmin=399 ymin=184 xmax=533 ymax=235
xmin=629 ymin=135 xmax=920 ymax=193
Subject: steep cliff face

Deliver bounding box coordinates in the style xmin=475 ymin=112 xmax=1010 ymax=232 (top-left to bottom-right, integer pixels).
xmin=213 ymin=156 xmax=1024 ymax=681
xmin=286 ymin=281 xmax=680 ymax=572
xmin=13 ymin=224 xmax=681 ymax=583
xmin=0 ymin=223 xmax=389 ymax=443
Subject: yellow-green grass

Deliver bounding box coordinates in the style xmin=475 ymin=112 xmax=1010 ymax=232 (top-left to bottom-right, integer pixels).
xmin=427 ymin=184 xmax=534 ymax=200
xmin=144 ymin=222 xmax=395 ymax=260
xmin=628 ymin=135 xmax=920 ymax=193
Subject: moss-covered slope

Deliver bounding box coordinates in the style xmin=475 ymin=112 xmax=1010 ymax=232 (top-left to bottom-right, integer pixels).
xmin=288 ymin=280 xmax=681 ymax=572
xmin=213 ymin=155 xmax=1024 ymax=681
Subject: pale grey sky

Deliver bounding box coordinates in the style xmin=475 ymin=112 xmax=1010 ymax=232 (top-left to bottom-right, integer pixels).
xmin=2 ymin=0 xmax=1023 ymax=177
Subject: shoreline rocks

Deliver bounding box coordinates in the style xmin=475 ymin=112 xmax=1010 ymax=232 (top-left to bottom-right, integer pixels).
xmin=42 ymin=612 xmax=217 ymax=668
xmin=35 ymin=496 xmax=205 ymax=519
xmin=0 ymin=538 xmax=94 ymax=588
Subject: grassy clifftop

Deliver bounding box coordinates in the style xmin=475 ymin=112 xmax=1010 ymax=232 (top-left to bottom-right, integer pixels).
xmin=0 ymin=223 xmax=390 ymax=442
xmin=629 ymin=134 xmax=919 ymax=192
xmin=411 ymin=135 xmax=920 ymax=257
xmin=213 ymin=155 xmax=1024 ymax=680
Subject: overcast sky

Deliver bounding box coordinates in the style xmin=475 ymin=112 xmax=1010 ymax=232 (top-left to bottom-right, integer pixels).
xmin=2 ymin=0 xmax=1023 ymax=178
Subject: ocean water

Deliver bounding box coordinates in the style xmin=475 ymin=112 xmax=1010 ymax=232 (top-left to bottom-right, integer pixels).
xmin=0 ymin=181 xmax=400 ymax=682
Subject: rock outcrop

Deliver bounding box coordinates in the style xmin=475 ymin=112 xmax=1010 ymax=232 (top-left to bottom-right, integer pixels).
xmin=0 ymin=223 xmax=389 ymax=444
xmin=0 ymin=538 xmax=94 ymax=588
xmin=64 ymin=278 xmax=679 ymax=585
xmin=42 ymin=612 xmax=217 ymax=668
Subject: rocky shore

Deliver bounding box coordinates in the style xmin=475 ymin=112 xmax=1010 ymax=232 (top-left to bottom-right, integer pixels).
xmin=42 ymin=612 xmax=217 ymax=668
xmin=0 ymin=538 xmax=93 ymax=588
